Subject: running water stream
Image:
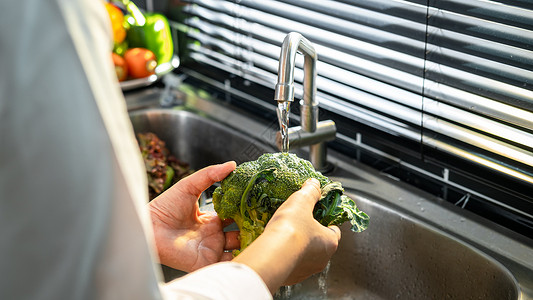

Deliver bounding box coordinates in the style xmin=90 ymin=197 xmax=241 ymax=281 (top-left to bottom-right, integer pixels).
xmin=277 ymin=101 xmax=291 ymax=152
xmin=274 ymin=261 xmax=331 ymax=299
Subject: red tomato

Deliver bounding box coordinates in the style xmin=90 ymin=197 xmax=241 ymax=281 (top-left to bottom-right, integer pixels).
xmin=112 ymin=52 xmax=128 ymax=81
xmin=124 ymin=48 xmax=157 ymax=79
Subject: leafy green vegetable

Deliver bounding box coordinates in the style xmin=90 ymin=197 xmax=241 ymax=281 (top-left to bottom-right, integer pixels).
xmin=137 ymin=132 xmax=194 ymax=200
xmin=212 ymin=152 xmax=369 ymax=255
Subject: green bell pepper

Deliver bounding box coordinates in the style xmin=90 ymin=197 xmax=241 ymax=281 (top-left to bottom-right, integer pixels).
xmin=119 ymin=0 xmax=174 ymax=64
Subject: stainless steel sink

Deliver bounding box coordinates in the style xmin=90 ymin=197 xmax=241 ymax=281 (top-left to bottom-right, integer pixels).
xmin=129 ymin=109 xmax=276 ymax=169
xmin=278 ymin=192 xmax=518 ymax=299
xmin=127 ymin=87 xmax=533 ymax=299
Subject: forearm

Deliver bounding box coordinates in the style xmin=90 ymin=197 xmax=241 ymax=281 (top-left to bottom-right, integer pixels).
xmin=232 ymin=179 xmax=340 ymax=294
xmin=232 ymin=224 xmax=303 ymax=294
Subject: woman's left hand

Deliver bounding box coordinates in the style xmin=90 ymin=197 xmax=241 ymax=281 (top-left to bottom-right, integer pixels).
xmin=149 ymin=161 xmax=238 ymax=272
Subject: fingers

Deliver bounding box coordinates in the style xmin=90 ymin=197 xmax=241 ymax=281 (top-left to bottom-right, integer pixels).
xmin=284 ymin=178 xmax=322 ymax=211
xmin=220 ymin=251 xmax=234 ymax=262
xmin=210 ymin=161 xmax=237 ymax=181
xmin=175 ymin=161 xmax=236 ymax=197
xmin=224 ymin=230 xmax=240 ymax=250
xmin=299 ymin=178 xmax=322 ymax=205
xmin=328 ymin=225 xmax=341 ymax=241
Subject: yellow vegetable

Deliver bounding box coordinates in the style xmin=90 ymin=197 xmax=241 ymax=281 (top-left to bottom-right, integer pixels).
xmin=105 ymin=3 xmax=126 ymax=44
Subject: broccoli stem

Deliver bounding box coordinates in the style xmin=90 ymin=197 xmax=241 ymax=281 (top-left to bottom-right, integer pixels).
xmin=238 ymin=168 xmax=277 ymax=252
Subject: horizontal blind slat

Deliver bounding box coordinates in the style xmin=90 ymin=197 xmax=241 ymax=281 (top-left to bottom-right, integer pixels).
xmin=428 ymin=8 xmax=533 ymax=47
xmin=431 ymin=0 xmax=533 ymax=34
xmin=424 ymin=60 xmax=533 ymax=108
xmin=425 ymin=44 xmax=533 ymax=87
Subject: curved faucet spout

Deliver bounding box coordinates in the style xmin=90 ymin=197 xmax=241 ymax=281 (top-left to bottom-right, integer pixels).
xmin=274 ymin=32 xmax=336 ymax=172
xmin=274 ymin=32 xmax=318 ymax=114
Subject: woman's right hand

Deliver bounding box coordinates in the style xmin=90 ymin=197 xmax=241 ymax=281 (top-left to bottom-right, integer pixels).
xmin=232 ymin=178 xmax=341 ymax=294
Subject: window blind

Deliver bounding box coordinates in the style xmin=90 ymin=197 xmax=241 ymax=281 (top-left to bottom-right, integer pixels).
xmin=171 ymin=0 xmax=533 ymax=232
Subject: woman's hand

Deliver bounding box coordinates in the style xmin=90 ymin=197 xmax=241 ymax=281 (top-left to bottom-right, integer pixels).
xmin=149 ymin=161 xmax=238 ymax=272
xmin=233 ymin=178 xmax=341 ymax=294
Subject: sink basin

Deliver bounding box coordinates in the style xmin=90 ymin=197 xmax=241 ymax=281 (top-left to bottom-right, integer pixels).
xmin=127 ymin=88 xmax=532 ymax=299
xmin=277 ymin=191 xmax=518 ymax=299
xmin=129 ymin=108 xmax=276 ymax=169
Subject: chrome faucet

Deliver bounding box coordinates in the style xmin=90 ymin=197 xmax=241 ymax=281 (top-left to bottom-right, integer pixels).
xmin=274 ymin=32 xmax=336 ymax=172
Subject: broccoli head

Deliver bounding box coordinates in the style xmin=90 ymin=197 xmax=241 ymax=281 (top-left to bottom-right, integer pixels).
xmin=212 ymin=152 xmax=369 ymax=255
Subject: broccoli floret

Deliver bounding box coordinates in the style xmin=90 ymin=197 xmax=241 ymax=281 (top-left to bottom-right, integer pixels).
xmin=212 ymin=152 xmax=369 ymax=255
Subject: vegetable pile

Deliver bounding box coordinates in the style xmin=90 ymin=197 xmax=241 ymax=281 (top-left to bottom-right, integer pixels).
xmin=212 ymin=152 xmax=369 ymax=255
xmin=104 ymin=1 xmax=173 ymax=81
xmin=137 ymin=132 xmax=193 ymax=200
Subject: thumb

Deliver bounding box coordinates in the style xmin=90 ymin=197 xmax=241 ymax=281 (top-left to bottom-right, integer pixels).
xmin=174 ymin=161 xmax=236 ymax=197
xmin=328 ymin=225 xmax=342 ymax=241
xmin=284 ymin=178 xmax=322 ymax=211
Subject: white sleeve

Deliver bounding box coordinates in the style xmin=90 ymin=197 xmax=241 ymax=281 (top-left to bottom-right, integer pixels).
xmin=0 ymin=1 xmax=272 ymax=300
xmin=0 ymin=0 xmax=163 ymax=299
xmin=160 ymin=262 xmax=272 ymax=300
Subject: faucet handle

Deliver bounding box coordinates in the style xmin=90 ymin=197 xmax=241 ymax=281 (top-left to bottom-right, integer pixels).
xmin=275 ymin=120 xmax=336 ymax=150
